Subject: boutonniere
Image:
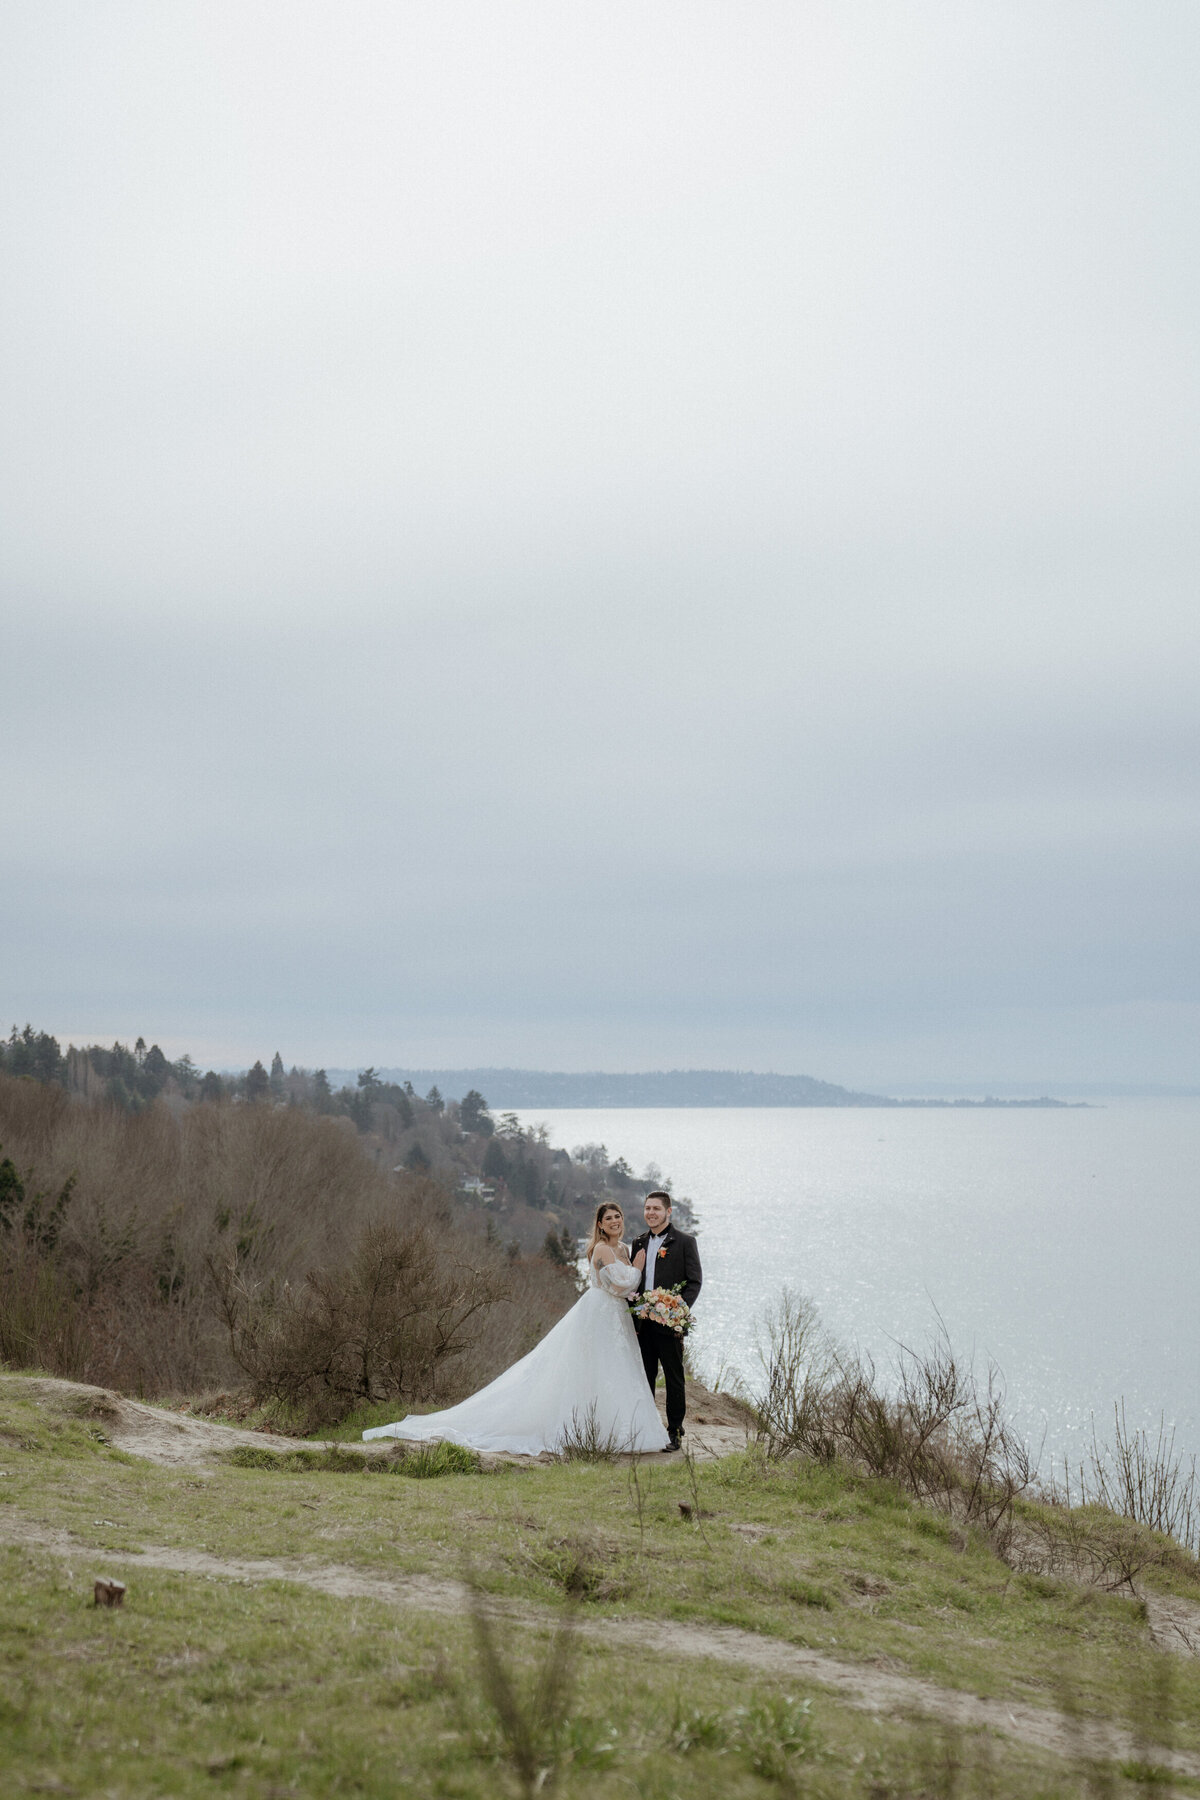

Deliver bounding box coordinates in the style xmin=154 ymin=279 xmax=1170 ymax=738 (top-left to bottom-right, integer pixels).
xmin=656 ymin=1244 xmax=668 ymax=1260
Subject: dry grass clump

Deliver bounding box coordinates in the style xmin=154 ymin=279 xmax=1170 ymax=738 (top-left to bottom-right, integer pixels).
xmin=555 ymin=1401 xmax=633 ymax=1463
xmin=0 ymin=1074 xmax=573 ymax=1419
xmin=460 ymin=1584 xmax=580 ymax=1798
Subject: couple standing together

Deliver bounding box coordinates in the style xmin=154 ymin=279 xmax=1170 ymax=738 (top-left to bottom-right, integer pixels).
xmin=365 ymin=1190 xmax=703 ymax=1458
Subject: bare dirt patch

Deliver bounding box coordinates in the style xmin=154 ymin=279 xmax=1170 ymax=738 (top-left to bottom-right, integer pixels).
xmin=1147 ymin=1590 xmax=1200 ymax=1658
xmin=6 ymin=1375 xmax=345 ymax=1468
xmin=2 ymin=1373 xmax=749 ymax=1468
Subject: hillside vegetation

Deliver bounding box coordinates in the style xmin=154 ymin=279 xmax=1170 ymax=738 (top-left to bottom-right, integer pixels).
xmin=5 ymin=1024 xmax=1200 ymax=1794
xmin=0 ymin=1024 xmax=680 ymax=1421
xmin=2 ymin=1371 xmax=1200 ymax=1798
xmin=0 ymin=1024 xmax=674 ymax=1245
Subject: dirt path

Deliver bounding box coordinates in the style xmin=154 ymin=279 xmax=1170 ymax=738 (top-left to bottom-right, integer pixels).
xmin=11 ymin=1376 xmax=339 ymax=1466
xmin=5 ymin=1509 xmax=1196 ymax=1777
xmin=6 ymin=1375 xmax=749 ymax=1467
xmin=1148 ymin=1591 xmax=1200 ymax=1659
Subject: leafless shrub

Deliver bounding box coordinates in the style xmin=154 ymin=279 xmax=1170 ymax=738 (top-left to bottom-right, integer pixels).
xmin=210 ymin=1213 xmax=509 ymax=1430
xmin=555 ymin=1401 xmax=629 ymax=1463
xmin=950 ymin=1369 xmax=1035 ymax=1559
xmin=1018 ymin=1403 xmax=1200 ymax=1587
xmin=0 ymin=1239 xmax=88 ymax=1375
xmin=1019 ymin=1500 xmax=1167 ymax=1592
xmin=753 ymin=1291 xmax=1035 ymax=1552
xmin=1069 ymin=1404 xmax=1199 ymax=1557
xmin=753 ymin=1290 xmax=845 ymax=1462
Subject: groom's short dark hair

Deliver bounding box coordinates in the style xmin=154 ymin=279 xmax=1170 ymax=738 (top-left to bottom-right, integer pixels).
xmin=645 ymin=1190 xmax=672 ymax=1207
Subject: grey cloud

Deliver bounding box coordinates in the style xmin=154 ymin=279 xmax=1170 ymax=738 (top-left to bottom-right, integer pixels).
xmin=2 ymin=4 xmax=1198 ymax=1085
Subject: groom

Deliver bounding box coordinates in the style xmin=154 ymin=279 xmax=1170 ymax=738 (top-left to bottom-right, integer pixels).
xmin=631 ymin=1190 xmax=702 ymax=1452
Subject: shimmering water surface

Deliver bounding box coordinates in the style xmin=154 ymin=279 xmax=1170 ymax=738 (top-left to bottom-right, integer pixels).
xmin=516 ymin=1101 xmax=1200 ymax=1468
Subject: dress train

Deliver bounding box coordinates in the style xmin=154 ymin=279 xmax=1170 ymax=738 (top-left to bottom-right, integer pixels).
xmin=363 ymin=1253 xmax=668 ymax=1456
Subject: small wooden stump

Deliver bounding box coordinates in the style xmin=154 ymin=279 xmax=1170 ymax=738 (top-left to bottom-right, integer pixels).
xmin=93 ymin=1577 xmax=126 ymax=1608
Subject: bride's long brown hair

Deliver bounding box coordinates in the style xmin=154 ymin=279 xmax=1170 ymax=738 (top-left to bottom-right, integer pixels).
xmin=585 ymin=1201 xmax=624 ymax=1260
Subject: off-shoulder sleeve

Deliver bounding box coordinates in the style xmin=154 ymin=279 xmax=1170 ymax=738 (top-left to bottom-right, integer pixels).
xmin=594 ymin=1259 xmax=641 ymax=1297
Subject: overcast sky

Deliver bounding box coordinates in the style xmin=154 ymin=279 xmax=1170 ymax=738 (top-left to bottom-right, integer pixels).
xmin=2 ymin=2 xmax=1198 ymax=1090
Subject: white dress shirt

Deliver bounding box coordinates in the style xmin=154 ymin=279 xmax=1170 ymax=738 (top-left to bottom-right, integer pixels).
xmin=643 ymin=1230 xmax=667 ymax=1293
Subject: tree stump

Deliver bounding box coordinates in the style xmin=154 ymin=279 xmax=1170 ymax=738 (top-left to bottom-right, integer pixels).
xmin=93 ymin=1577 xmax=126 ymax=1608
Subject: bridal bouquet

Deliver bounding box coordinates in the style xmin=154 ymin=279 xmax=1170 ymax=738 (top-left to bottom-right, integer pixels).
xmin=632 ymin=1283 xmax=693 ymax=1337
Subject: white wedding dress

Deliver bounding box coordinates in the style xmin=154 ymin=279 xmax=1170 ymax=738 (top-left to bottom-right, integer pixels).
xmin=363 ymin=1250 xmax=670 ymax=1456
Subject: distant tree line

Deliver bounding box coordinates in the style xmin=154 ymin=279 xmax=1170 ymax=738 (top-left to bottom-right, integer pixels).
xmin=0 ymin=1023 xmax=685 ymax=1264
xmin=0 ymin=1072 xmax=578 ymax=1421
xmin=0 ymin=1022 xmax=691 ymax=1423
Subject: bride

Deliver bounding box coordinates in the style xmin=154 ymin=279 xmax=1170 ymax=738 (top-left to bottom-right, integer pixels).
xmin=363 ymin=1202 xmax=670 ymax=1456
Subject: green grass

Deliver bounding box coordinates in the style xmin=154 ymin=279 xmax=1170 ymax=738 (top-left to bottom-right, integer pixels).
xmin=316 ymin=1394 xmax=423 ymax=1439
xmin=222 ymin=1439 xmax=481 ymax=1478
xmin=8 ymin=1546 xmax=1196 ymax=1800
xmin=3 ymin=1374 xmax=1200 ymax=1796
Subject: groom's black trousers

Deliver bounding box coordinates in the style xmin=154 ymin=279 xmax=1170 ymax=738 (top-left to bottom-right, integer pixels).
xmin=637 ymin=1321 xmax=685 ymax=1437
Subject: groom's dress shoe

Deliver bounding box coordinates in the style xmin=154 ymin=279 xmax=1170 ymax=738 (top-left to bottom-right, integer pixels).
xmin=667 ymin=1430 xmax=683 ymax=1451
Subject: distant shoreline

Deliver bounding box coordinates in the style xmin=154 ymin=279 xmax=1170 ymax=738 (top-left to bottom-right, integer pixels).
xmin=318 ymin=1067 xmax=1091 ymax=1110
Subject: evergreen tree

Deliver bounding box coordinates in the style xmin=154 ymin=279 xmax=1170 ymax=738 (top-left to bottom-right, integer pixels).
xmin=425 ymin=1084 xmax=444 ymax=1114
xmin=459 ymin=1089 xmax=494 ymax=1136
xmin=404 ymin=1142 xmax=431 ymax=1171
xmin=1 ymin=1025 xmax=64 ymax=1084
xmin=482 ymin=1138 xmax=509 ymax=1182
xmin=522 ymin=1159 xmax=543 ymax=1208
xmin=350 ymin=1068 xmax=383 ymax=1131
xmin=174 ymin=1055 xmax=200 ymax=1094
xmin=0 ymin=1153 xmax=24 ymax=1228
xmin=541 ymin=1225 xmax=578 ymax=1267
xmin=245 ymin=1060 xmax=270 ymax=1103
xmin=141 ymin=1044 xmax=169 ymax=1096
xmin=107 ymin=1075 xmax=138 ymax=1112
xmin=269 ymin=1052 xmax=285 ymax=1098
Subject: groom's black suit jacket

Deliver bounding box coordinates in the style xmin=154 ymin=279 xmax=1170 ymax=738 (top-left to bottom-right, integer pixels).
xmin=630 ymin=1223 xmax=702 ymax=1309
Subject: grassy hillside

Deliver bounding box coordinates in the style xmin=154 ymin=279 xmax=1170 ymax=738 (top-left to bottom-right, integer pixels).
xmin=2 ymin=1373 xmax=1199 ymax=1797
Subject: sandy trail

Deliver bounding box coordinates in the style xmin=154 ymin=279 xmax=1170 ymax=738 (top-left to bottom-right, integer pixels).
xmin=4 ymin=1510 xmax=1196 ymax=1777
xmin=5 ymin=1374 xmax=749 ymax=1467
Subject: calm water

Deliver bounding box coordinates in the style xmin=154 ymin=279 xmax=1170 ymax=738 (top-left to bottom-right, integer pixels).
xmin=516 ymin=1101 xmax=1200 ymax=1470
